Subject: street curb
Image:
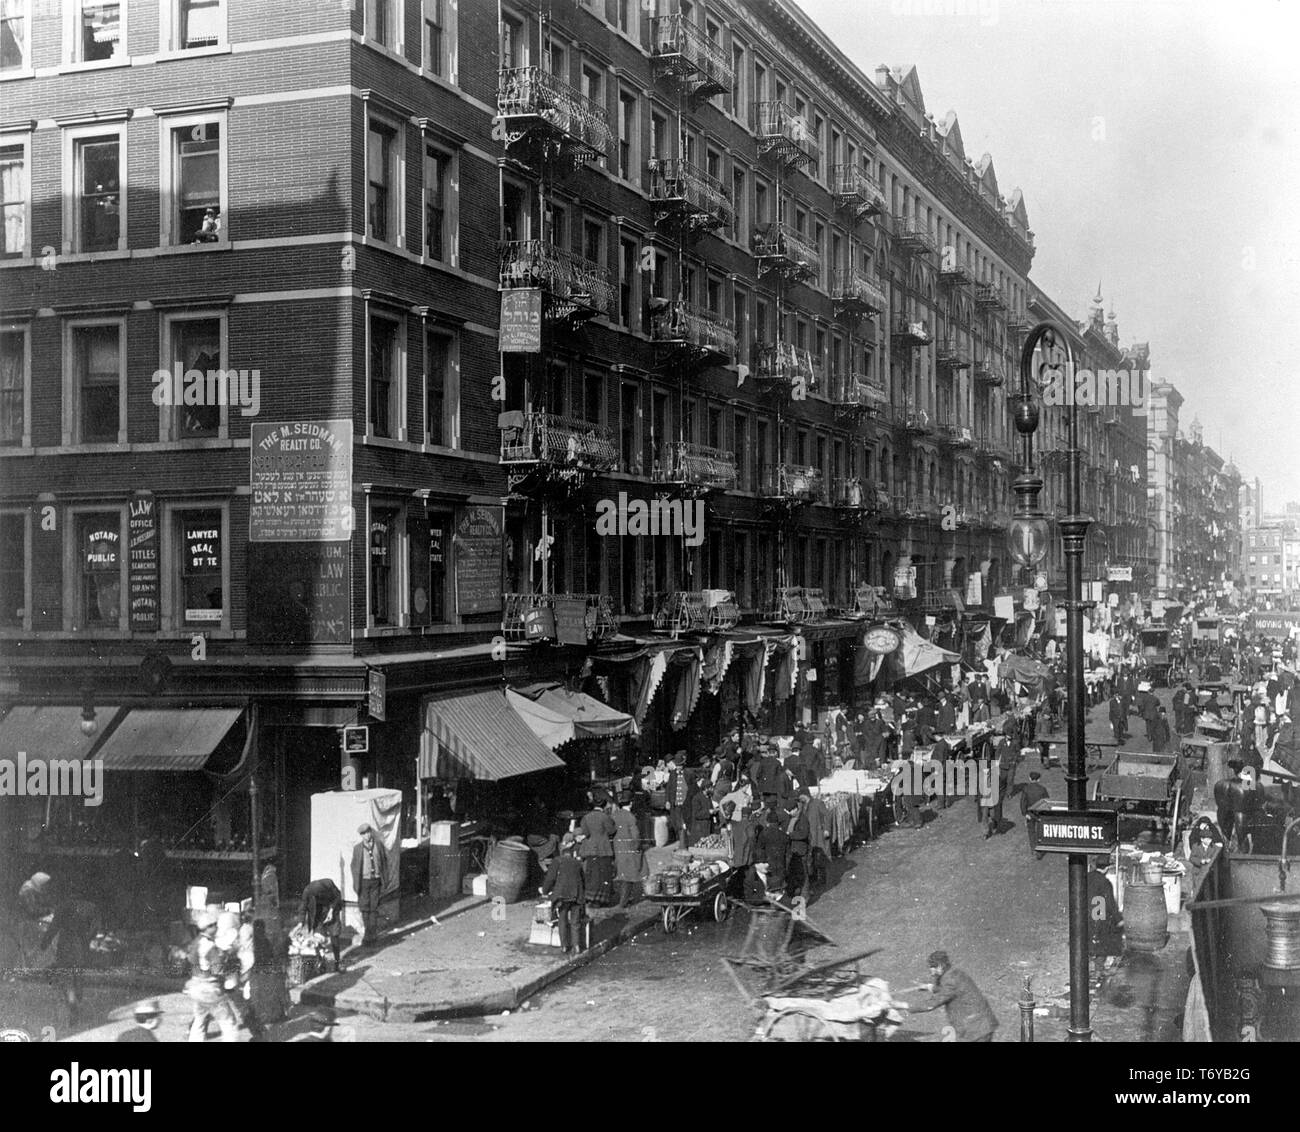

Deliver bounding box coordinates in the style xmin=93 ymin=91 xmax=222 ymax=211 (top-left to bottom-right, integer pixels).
xmin=300 ymin=907 xmax=662 ymax=1023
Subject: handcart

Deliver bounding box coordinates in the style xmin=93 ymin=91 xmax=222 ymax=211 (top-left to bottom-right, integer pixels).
xmin=1090 ymin=750 xmax=1190 ymax=849
xmin=723 ymin=944 xmax=908 ymax=1041
xmin=645 ymin=865 xmax=744 ymax=934
xmin=721 ymin=897 xmax=838 ymax=991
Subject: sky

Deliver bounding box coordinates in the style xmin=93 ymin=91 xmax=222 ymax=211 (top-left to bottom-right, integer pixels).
xmin=797 ymin=0 xmax=1300 ymax=510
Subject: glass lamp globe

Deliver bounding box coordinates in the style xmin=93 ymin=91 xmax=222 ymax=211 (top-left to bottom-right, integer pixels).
xmin=80 ymin=708 xmax=97 ymax=737
xmin=1008 ymin=514 xmax=1050 ymax=567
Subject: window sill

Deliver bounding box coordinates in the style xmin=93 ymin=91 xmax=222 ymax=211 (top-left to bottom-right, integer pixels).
xmin=0 ymin=255 xmax=35 ymax=268
xmin=0 ymin=444 xmax=34 ymax=456
xmin=51 ymin=442 xmax=130 ymax=454
xmin=361 ymin=39 xmax=410 ymax=68
xmin=58 ymin=248 xmax=130 ymax=263
xmin=0 ymin=68 xmax=34 ymax=82
xmin=57 ymin=58 xmax=132 ymax=75
xmin=137 ymin=437 xmax=249 ymax=452
xmin=155 ymin=240 xmax=232 ymax=256
xmin=155 ymin=45 xmax=232 ymax=63
xmin=362 ymin=625 xmax=411 ymax=637
xmin=363 ymin=433 xmax=414 ymax=450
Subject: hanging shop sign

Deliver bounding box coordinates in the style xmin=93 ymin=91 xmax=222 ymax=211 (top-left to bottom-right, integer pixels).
xmin=127 ymin=495 xmax=160 ymax=632
xmin=500 ymin=288 xmax=543 ymax=353
xmin=249 ymin=419 xmax=353 ymax=542
xmin=454 ymin=505 xmax=503 ymax=615
xmin=342 ymin=725 xmax=369 ymax=755
xmin=964 ymin=572 xmax=983 ymax=606
xmin=1026 ymin=805 xmax=1118 ymax=855
xmin=863 ymin=627 xmax=901 ymax=655
xmin=554 ymin=596 xmax=590 ymax=646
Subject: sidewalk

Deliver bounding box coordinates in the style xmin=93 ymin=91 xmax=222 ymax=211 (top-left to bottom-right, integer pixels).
xmin=299 ymin=894 xmax=661 ymax=1022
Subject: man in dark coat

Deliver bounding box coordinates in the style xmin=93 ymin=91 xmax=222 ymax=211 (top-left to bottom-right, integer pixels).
xmin=936 ymin=694 xmax=956 ymax=736
xmin=1150 ymin=707 xmax=1171 ymax=753
xmin=298 ymin=877 xmax=345 ymax=968
xmin=541 ymin=835 xmax=586 ymax=954
xmin=666 ymin=754 xmax=691 ymax=841
xmin=1088 ymin=857 xmax=1124 ymax=983
xmin=861 ymin=712 xmax=888 ymax=769
xmin=1213 ymin=761 xmax=1248 ymax=843
xmin=1108 ymin=691 xmax=1129 ymax=745
xmin=750 ymin=747 xmax=785 ymax=806
xmin=755 ymin=811 xmax=789 ymax=896
xmin=909 ymin=950 xmax=998 ymax=1042
xmin=350 ymin=824 xmax=389 ymax=947
xmin=1018 ymin=772 xmax=1049 ymax=858
xmin=683 ymin=775 xmax=713 ymax=847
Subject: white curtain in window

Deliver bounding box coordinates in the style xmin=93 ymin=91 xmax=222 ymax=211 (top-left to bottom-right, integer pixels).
xmin=0 ymin=151 xmax=23 ymax=253
xmin=182 ymin=0 xmax=221 ymax=47
xmin=1 ymin=0 xmax=27 ymax=64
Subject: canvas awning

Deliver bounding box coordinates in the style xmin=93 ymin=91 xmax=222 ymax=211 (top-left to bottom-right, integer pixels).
xmin=418 ymin=691 xmax=566 ymax=781
xmin=90 ymin=708 xmax=245 ymax=771
xmin=506 ymin=684 xmax=637 ymax=751
xmin=897 ymin=626 xmax=960 ymax=676
xmin=998 ymin=654 xmax=1052 ymax=688
xmin=0 ymin=704 xmax=124 ymax=763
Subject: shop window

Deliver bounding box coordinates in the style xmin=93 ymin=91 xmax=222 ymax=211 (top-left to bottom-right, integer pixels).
xmin=178 ymin=508 xmax=224 ymax=627
xmin=0 ymin=510 xmax=26 ymax=627
xmin=78 ymin=511 xmax=123 ymax=629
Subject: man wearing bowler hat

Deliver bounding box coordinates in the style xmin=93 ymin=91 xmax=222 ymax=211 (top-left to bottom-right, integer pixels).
xmin=350 ymin=823 xmax=388 ymax=948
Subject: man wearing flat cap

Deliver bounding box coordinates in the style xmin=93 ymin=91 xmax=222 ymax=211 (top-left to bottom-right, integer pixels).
xmin=350 ymin=823 xmax=388 ymax=948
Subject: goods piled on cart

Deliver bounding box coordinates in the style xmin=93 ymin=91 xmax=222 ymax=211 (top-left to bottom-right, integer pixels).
xmin=287 ymin=922 xmax=332 ymax=985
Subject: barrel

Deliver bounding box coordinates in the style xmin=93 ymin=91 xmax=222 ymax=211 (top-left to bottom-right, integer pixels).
xmin=1125 ymin=883 xmax=1169 ymax=951
xmin=653 ymin=814 xmax=670 ymax=848
xmin=486 ymin=839 xmax=531 ymax=904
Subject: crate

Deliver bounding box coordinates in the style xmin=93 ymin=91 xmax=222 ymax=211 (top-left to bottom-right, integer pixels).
xmin=287 ymin=954 xmax=322 ymax=987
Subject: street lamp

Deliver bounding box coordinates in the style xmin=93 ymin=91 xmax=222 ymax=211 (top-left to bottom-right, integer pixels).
xmin=1013 ymin=321 xmax=1094 ymax=1042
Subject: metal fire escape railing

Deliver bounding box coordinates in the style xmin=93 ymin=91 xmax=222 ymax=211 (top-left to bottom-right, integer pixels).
xmin=647 ymin=157 xmax=732 ymax=231
xmin=649 ymin=299 xmax=736 ymax=360
xmin=498 ymin=239 xmax=615 ymax=318
xmin=650 ymin=13 xmax=733 ymax=100
xmin=496 ymin=65 xmax=612 ymax=163
xmin=654 ymin=440 xmax=738 ymax=491
xmin=498 ymin=410 xmax=619 ymax=471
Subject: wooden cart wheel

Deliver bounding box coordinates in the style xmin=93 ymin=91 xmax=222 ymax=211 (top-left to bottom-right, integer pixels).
xmin=1089 ymin=777 xmax=1101 ymax=801
xmin=661 ymin=906 xmax=677 ymax=934
xmin=761 ymin=1008 xmax=840 ymax=1042
xmin=1169 ymin=781 xmax=1186 ymax=849
xmin=713 ymin=891 xmax=730 ymax=923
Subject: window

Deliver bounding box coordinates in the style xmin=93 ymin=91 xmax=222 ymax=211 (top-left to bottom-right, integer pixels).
xmin=620 ymin=381 xmax=638 ymax=473
xmin=369 ymin=313 xmax=402 ymax=439
xmin=616 ymin=0 xmax=633 ymax=35
xmin=424 ymin=0 xmax=456 ymax=80
xmin=77 ymin=511 xmax=123 ymax=630
xmin=733 ymin=286 xmax=748 ymax=364
xmin=735 ymin=413 xmax=750 ymax=489
xmin=731 ymin=165 xmax=746 ymax=242
xmin=369 ymin=505 xmax=402 ymax=626
xmin=582 ymin=217 xmax=604 ymax=268
xmin=619 ymin=237 xmax=638 ymax=329
xmin=0 ymin=511 xmax=26 ymax=628
xmin=168 ymin=0 xmax=224 ymax=50
xmin=650 ymin=111 xmax=667 ymax=162
xmin=164 ymin=118 xmax=224 ymax=245
xmin=754 ymin=178 xmax=769 ymax=226
xmin=67 ymin=322 xmax=123 ymax=444
xmin=367 ymin=117 xmax=400 ymax=244
xmin=730 ymin=41 xmax=746 ymax=118
xmin=706 ymin=274 xmax=722 ymax=316
xmin=71 ymin=134 xmax=121 ymax=253
xmin=581 ymin=65 xmax=605 ymax=160
xmin=162 ymin=314 xmax=224 ymax=439
xmin=0 ymin=140 xmax=24 ymax=257
xmin=617 ymin=90 xmax=638 ymax=182
xmin=178 ymin=509 xmax=224 ymax=626
xmin=73 ymin=1 xmax=124 ymax=64
xmin=652 ymin=250 xmax=669 ymax=299
xmin=425 ymin=327 xmax=457 ymax=447
xmin=500 ymin=12 xmax=525 ymax=68
xmin=366 ymin=0 xmax=400 ymax=52
xmin=0 ymin=327 xmax=26 ymax=446
xmin=1 ymin=0 xmax=28 ymax=72
xmin=423 ymin=142 xmax=452 ymax=262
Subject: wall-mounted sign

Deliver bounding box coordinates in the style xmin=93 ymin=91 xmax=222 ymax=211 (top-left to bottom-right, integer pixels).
xmin=183 ymin=517 xmax=223 ymax=623
xmin=1027 ymin=805 xmax=1118 ymax=854
xmin=250 ymin=419 xmax=353 ymax=542
xmin=500 ymin=288 xmax=543 ymax=353
xmin=128 ymin=496 xmax=159 ymax=632
xmin=1107 ymin=566 xmax=1133 ymax=582
xmin=863 ymin=627 xmax=901 ymax=655
xmin=247 ymin=542 xmax=351 ymax=644
xmin=368 ymin=668 xmax=387 ymax=722
xmin=554 ymin=596 xmax=590 ymax=646
xmin=342 ymin=725 xmax=369 ymax=755
xmin=454 ymin=506 xmax=503 ymax=615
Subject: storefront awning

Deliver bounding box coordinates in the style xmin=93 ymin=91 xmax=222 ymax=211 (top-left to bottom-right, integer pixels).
xmin=91 ymin=707 xmax=245 ymax=771
xmin=419 ymin=691 xmax=566 ymax=781
xmin=0 ymin=705 xmax=123 ymax=763
xmin=507 ymin=684 xmax=638 ymax=750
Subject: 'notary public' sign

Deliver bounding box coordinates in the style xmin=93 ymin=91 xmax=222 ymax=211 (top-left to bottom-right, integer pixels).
xmin=250 ymin=420 xmax=353 ymax=542
xmin=128 ymin=496 xmax=159 ymax=632
xmin=1027 ymin=805 xmax=1119 ymax=855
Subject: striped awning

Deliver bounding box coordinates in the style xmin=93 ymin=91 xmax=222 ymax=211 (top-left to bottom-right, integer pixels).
xmin=90 ymin=708 xmax=245 ymax=771
xmin=419 ymin=691 xmax=566 ymax=781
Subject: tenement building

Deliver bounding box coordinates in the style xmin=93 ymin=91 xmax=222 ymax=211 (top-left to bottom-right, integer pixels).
xmin=0 ymin=0 xmax=1151 ymax=903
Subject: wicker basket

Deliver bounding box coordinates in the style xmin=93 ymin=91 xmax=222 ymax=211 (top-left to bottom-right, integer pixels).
xmin=287 ymin=954 xmax=322 ymax=987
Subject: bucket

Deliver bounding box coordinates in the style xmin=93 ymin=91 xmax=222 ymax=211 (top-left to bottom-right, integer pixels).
xmin=1125 ymin=883 xmax=1169 ymax=952
xmin=662 ymin=871 xmax=681 ymax=895
xmin=486 ymin=839 xmax=531 ymax=904
xmin=643 ymin=873 xmax=662 ymax=897
xmin=1141 ymin=859 xmax=1164 ymax=885
xmin=653 ymin=815 xmax=670 ymax=848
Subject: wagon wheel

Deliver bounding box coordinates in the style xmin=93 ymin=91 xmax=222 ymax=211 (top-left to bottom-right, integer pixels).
xmin=713 ymin=891 xmax=730 ymax=923
xmin=1169 ymin=781 xmax=1187 ymax=849
xmin=761 ymin=1008 xmax=840 ymax=1042
xmin=1089 ymin=777 xmax=1101 ymax=802
xmin=661 ymin=906 xmax=678 ymax=934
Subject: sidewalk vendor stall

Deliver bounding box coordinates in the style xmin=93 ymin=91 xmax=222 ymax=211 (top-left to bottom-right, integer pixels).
xmin=643 ymin=834 xmax=744 ymax=933
xmin=817 ymin=766 xmax=893 ymax=843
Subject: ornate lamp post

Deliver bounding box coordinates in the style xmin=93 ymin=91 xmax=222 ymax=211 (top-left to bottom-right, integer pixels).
xmin=1011 ymin=321 xmax=1094 ymax=1041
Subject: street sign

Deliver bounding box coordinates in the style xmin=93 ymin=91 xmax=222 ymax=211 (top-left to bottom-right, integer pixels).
xmin=1107 ymin=566 xmax=1133 ymax=582
xmin=367 ymin=668 xmax=387 ymax=722
xmin=1027 ymin=804 xmax=1118 ymax=855
xmin=342 ymin=725 xmax=369 ymax=755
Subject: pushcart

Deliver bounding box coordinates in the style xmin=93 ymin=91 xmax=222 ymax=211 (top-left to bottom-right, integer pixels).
xmin=723 ymin=945 xmax=907 ymax=1041
xmin=721 ymin=897 xmax=838 ymax=991
xmin=646 ymin=866 xmax=744 ymax=934
xmin=1090 ymin=750 xmax=1191 ymax=849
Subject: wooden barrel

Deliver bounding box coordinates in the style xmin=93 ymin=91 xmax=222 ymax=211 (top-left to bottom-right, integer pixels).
xmin=486 ymin=839 xmax=531 ymax=904
xmin=1125 ymin=883 xmax=1169 ymax=951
